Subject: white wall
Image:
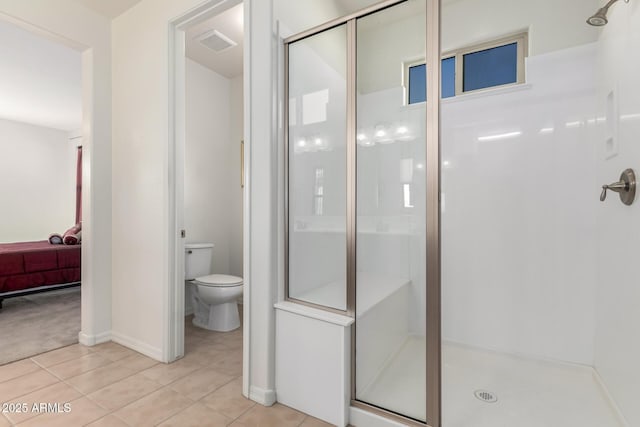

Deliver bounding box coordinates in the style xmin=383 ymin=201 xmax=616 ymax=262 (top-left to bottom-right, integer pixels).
xmin=112 ymin=0 xmax=210 ymax=361
xmin=441 ymin=44 xmax=599 ymax=365
xmin=185 ymin=58 xmax=232 ymax=275
xmin=0 ymin=0 xmax=112 ymax=345
xmin=441 ymin=0 xmax=600 ymax=55
xmin=229 ymin=74 xmax=244 ymax=277
xmin=0 ymin=19 xmax=81 ymax=131
xmin=594 ymin=2 xmax=640 ymax=425
xmin=0 ymin=119 xmax=75 ymax=243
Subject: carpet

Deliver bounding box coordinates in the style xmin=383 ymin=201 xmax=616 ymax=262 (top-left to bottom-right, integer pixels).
xmin=0 ymin=288 xmax=80 ymax=366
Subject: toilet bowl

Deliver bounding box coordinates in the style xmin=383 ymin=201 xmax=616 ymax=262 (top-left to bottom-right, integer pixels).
xmin=190 ymin=274 xmax=243 ymax=332
xmin=185 ymin=243 xmax=243 ymax=332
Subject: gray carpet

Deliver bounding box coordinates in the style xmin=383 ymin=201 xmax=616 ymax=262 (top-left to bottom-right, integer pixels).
xmin=0 ymin=288 xmax=80 ymax=366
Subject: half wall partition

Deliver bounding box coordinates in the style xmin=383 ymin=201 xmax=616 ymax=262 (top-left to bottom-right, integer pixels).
xmin=283 ymin=1 xmax=440 ymax=425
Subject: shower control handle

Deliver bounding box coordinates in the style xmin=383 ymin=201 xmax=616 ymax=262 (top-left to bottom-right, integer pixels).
xmin=600 ymin=182 xmax=627 ymax=201
xmin=600 ymin=168 xmax=636 ymax=205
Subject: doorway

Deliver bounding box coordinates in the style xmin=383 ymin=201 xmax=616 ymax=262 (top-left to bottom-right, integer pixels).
xmin=168 ymin=0 xmax=248 ymax=391
xmin=0 ymin=16 xmax=84 ymax=365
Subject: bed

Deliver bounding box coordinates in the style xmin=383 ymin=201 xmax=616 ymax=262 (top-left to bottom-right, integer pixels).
xmin=0 ymin=241 xmax=81 ymax=308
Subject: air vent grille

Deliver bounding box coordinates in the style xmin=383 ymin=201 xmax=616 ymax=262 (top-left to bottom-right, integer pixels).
xmin=197 ymin=30 xmax=237 ymax=53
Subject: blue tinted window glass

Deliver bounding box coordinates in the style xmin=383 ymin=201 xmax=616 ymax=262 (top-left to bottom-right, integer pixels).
xmin=441 ymin=57 xmax=456 ymax=98
xmin=463 ymin=42 xmax=518 ymax=92
xmin=408 ymin=64 xmax=426 ymax=104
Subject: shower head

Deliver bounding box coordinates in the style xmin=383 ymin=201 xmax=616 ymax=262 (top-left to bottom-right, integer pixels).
xmin=587 ymin=0 xmax=630 ymax=26
xmin=587 ymin=8 xmax=609 ymax=26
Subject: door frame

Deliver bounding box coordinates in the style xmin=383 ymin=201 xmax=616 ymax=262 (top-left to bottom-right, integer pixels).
xmin=167 ymin=0 xmax=249 ymax=397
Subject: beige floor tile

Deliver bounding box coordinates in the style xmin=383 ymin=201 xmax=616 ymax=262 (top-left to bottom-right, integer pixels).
xmin=157 ymin=402 xmax=232 ymax=427
xmin=0 ymin=359 xmax=40 ymax=384
xmin=86 ymin=414 xmax=130 ymax=427
xmin=45 ymin=352 xmax=112 ymax=380
xmin=65 ymin=361 xmax=136 ymax=394
xmin=208 ymin=350 xmax=243 ymax=376
xmin=90 ymin=342 xmax=137 ymax=362
xmin=169 ymin=367 xmax=235 ymax=401
xmin=30 ymin=344 xmax=92 ymax=368
xmin=15 ymin=396 xmax=107 ymax=427
xmin=234 ymin=404 xmax=306 ymax=427
xmin=219 ymin=333 xmax=243 ymax=352
xmin=113 ymin=387 xmax=193 ymax=427
xmin=0 ymin=369 xmax=59 ymax=401
xmin=115 ymin=352 xmax=158 ymax=373
xmin=87 ymin=373 xmax=162 ymax=411
xmin=201 ymin=377 xmax=254 ymax=420
xmin=3 ymin=381 xmax=82 ymax=424
xmin=181 ymin=345 xmax=226 ymax=367
xmin=300 ymin=416 xmax=336 ymax=426
xmin=140 ymin=357 xmax=201 ymax=386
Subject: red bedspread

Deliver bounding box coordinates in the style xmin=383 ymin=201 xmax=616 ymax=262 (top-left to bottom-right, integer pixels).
xmin=0 ymin=241 xmax=80 ymax=294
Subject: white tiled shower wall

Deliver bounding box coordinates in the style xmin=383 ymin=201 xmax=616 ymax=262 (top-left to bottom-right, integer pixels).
xmin=441 ymin=43 xmax=600 ymax=365
xmin=595 ymin=3 xmax=640 ymax=426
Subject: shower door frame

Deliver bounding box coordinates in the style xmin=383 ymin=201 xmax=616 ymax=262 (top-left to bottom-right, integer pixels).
xmin=283 ymin=1 xmax=441 ymax=425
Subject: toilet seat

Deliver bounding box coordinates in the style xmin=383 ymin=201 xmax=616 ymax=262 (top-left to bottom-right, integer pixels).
xmin=194 ymin=274 xmax=243 ymax=287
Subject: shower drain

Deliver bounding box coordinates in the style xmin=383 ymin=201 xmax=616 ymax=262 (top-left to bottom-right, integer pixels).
xmin=474 ymin=390 xmax=498 ymax=403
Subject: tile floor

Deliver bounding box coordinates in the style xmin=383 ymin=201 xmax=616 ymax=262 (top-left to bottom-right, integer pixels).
xmin=0 ymin=316 xmax=332 ymax=427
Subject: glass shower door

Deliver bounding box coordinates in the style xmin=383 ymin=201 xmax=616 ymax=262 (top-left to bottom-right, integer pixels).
xmin=354 ymin=0 xmax=429 ymax=424
xmin=287 ymin=25 xmax=348 ymax=311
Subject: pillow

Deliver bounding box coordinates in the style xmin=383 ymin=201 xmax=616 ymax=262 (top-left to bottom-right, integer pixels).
xmin=48 ymin=233 xmax=63 ymax=245
xmin=63 ymin=233 xmax=79 ymax=245
xmin=62 ymin=224 xmax=82 ymax=245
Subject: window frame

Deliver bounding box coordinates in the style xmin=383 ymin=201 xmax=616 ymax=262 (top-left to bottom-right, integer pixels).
xmin=404 ymin=31 xmax=528 ymax=103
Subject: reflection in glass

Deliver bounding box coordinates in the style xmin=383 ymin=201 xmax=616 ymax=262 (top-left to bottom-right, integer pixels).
xmin=287 ymin=25 xmax=347 ymax=311
xmin=355 ymin=0 xmax=427 ymax=422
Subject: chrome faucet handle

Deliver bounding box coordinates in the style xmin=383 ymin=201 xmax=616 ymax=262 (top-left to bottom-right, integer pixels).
xmin=600 ymin=169 xmax=636 ymax=205
xmin=600 ymin=181 xmax=628 ymax=201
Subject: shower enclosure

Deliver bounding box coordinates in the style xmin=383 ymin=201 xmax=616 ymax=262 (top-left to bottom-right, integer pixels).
xmin=284 ymin=0 xmax=438 ymax=425
xmin=280 ymin=0 xmax=636 ymax=426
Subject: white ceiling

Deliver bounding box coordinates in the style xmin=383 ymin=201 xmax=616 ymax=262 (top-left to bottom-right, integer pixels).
xmin=73 ymin=0 xmax=143 ymax=19
xmin=186 ymin=4 xmax=244 ymax=78
xmin=0 ymin=19 xmax=82 ymax=131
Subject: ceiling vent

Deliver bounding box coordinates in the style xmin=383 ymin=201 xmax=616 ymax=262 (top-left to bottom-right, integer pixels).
xmin=196 ymin=30 xmax=237 ymax=53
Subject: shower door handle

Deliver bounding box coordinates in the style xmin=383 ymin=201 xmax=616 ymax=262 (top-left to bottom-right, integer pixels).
xmin=600 ymin=168 xmax=636 ymax=205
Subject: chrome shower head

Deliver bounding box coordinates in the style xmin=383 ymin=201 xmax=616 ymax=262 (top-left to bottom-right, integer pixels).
xmin=587 ymin=8 xmax=609 ymax=26
xmin=587 ymin=0 xmax=630 ymax=26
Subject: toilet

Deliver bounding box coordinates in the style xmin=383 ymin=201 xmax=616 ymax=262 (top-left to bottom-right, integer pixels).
xmin=185 ymin=243 xmax=243 ymax=332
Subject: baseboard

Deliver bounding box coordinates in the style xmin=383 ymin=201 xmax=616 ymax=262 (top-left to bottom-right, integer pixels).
xmin=349 ymin=407 xmax=409 ymax=427
xmin=592 ymin=368 xmax=629 ymax=427
xmin=249 ymin=385 xmax=277 ymax=406
xmin=78 ymin=330 xmax=111 ymax=346
xmin=110 ymin=331 xmax=164 ymax=361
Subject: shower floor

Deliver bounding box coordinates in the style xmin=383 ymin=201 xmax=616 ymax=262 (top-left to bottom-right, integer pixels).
xmin=359 ymin=337 xmax=624 ymax=427
xmin=443 ymin=343 xmax=623 ymax=427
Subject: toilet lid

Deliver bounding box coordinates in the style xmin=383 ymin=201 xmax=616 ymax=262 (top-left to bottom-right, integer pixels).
xmin=194 ymin=274 xmax=243 ymax=287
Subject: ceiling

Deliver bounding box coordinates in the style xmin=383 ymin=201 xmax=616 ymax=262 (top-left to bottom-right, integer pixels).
xmin=0 ymin=19 xmax=82 ymax=131
xmin=73 ymin=0 xmax=143 ymax=19
xmin=185 ymin=4 xmax=244 ymax=78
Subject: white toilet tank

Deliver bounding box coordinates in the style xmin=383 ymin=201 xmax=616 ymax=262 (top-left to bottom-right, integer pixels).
xmin=185 ymin=243 xmax=214 ymax=280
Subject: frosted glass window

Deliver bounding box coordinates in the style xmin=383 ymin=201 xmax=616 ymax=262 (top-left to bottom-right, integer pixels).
xmin=463 ymin=42 xmax=518 ymax=92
